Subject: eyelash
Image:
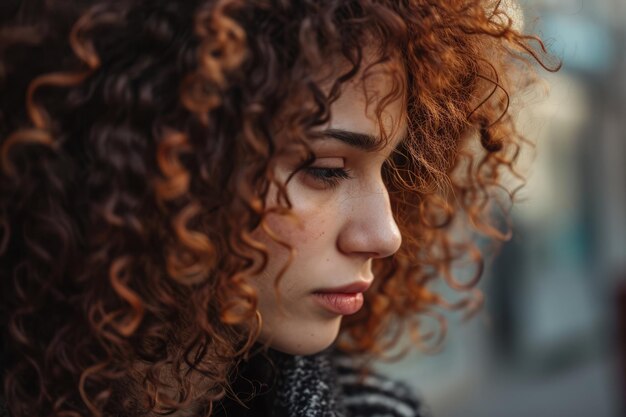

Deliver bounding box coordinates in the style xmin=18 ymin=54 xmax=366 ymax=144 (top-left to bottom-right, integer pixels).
xmin=303 ymin=167 xmax=352 ymax=188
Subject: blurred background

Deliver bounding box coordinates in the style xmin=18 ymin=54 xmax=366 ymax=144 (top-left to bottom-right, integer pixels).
xmin=377 ymin=1 xmax=626 ymax=416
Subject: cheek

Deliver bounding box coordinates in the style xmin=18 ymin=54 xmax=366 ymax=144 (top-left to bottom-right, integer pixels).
xmin=251 ymin=180 xmax=341 ymax=292
xmin=248 ymin=211 xmax=334 ymax=299
xmin=262 ymin=211 xmax=327 ymax=251
xmin=264 ymin=186 xmax=335 ymax=247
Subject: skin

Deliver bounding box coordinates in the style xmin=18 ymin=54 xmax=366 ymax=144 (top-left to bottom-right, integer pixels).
xmin=251 ymin=53 xmax=408 ymax=356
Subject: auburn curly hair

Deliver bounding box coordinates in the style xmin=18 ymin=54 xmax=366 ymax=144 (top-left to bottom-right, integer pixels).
xmin=0 ymin=0 xmax=558 ymax=416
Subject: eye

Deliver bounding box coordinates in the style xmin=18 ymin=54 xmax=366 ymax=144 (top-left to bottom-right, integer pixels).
xmin=303 ymin=167 xmax=352 ymax=188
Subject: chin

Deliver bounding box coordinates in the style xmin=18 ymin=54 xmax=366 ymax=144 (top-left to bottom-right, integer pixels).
xmin=261 ymin=316 xmax=343 ymax=356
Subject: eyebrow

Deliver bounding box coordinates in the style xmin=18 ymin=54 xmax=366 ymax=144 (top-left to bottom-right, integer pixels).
xmin=319 ymin=128 xmax=386 ymax=152
xmin=319 ymin=128 xmax=407 ymax=154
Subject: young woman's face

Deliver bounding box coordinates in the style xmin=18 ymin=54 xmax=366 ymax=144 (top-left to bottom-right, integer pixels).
xmin=251 ymin=55 xmax=407 ymax=356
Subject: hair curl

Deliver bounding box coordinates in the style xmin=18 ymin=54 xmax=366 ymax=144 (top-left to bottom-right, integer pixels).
xmin=0 ymin=0 xmax=558 ymax=416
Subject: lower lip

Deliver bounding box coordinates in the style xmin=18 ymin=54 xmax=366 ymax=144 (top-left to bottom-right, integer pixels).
xmin=312 ymin=292 xmax=364 ymax=315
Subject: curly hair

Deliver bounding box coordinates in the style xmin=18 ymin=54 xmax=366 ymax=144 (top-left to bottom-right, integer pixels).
xmin=0 ymin=0 xmax=558 ymax=416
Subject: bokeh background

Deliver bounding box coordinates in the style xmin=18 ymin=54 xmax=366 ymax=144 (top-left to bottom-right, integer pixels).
xmin=377 ymin=1 xmax=626 ymax=416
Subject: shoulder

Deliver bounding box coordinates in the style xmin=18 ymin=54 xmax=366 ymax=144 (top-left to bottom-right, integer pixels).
xmin=332 ymin=355 xmax=431 ymax=417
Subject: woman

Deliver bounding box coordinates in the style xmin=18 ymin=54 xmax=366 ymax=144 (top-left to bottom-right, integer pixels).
xmin=0 ymin=0 xmax=557 ymax=416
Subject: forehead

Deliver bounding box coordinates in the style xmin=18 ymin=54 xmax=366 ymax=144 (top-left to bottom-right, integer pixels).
xmin=320 ymin=49 xmax=408 ymax=151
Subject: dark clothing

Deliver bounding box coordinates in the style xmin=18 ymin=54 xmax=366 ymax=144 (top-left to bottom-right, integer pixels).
xmin=213 ymin=347 xmax=429 ymax=417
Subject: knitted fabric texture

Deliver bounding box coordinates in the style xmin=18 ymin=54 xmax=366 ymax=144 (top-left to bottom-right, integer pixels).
xmin=233 ymin=347 xmax=429 ymax=417
xmin=269 ymin=349 xmax=348 ymax=417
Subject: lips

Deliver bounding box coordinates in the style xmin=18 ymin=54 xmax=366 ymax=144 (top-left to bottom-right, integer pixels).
xmin=312 ymin=280 xmax=371 ymax=315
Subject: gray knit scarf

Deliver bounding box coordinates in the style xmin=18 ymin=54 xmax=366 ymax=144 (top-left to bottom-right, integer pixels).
xmin=217 ymin=347 xmax=427 ymax=417
xmin=268 ymin=348 xmax=348 ymax=417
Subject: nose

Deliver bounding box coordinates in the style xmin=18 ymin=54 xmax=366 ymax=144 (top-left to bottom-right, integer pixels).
xmin=337 ymin=181 xmax=402 ymax=259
